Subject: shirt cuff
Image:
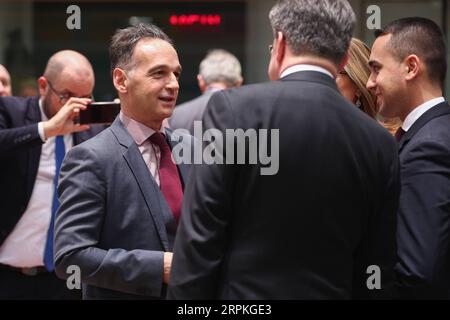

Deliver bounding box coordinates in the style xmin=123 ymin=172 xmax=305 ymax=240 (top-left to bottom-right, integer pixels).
xmin=38 ymin=122 xmax=46 ymax=142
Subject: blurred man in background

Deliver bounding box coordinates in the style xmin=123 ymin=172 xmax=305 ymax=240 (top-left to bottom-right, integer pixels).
xmin=0 ymin=50 xmax=103 ymax=299
xmin=169 ymin=49 xmax=242 ymax=134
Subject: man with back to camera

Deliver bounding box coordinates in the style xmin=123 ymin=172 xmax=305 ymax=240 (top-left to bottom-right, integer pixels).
xmin=168 ymin=0 xmax=400 ymax=299
xmin=54 ymin=23 xmax=193 ymax=299
xmin=169 ymin=49 xmax=243 ymax=135
xmin=367 ymin=17 xmax=450 ymax=299
xmin=0 ymin=50 xmax=104 ymax=299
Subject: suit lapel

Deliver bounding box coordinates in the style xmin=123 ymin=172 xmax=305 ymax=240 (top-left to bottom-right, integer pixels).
xmin=24 ymin=96 xmax=42 ymax=124
xmin=110 ymin=118 xmax=171 ymax=251
xmin=24 ymin=97 xmax=43 ymax=201
xmin=398 ymin=102 xmax=450 ymax=153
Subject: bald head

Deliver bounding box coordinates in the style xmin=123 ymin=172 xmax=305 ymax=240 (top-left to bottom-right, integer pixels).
xmin=39 ymin=50 xmax=95 ymax=118
xmin=0 ymin=64 xmax=12 ymax=96
xmin=44 ymin=50 xmax=94 ymax=83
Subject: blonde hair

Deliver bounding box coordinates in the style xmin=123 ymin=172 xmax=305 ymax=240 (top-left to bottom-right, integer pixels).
xmin=378 ymin=116 xmax=402 ymax=136
xmin=344 ymin=38 xmax=377 ymax=118
xmin=344 ymin=38 xmax=402 ymax=134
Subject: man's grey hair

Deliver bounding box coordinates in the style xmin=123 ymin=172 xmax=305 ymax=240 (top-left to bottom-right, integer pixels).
xmin=269 ymin=0 xmax=356 ymax=65
xmin=199 ymin=49 xmax=242 ymax=87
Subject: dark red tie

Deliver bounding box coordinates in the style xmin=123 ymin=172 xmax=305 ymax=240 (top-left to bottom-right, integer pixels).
xmin=395 ymin=127 xmax=406 ymax=142
xmin=149 ymin=132 xmax=183 ymax=223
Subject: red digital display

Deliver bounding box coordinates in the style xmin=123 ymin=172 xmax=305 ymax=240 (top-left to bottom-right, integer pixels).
xmin=169 ymin=14 xmax=221 ymax=26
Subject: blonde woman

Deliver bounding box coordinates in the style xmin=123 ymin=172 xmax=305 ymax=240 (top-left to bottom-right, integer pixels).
xmin=337 ymin=38 xmax=401 ymax=134
xmin=337 ymin=38 xmax=377 ymax=118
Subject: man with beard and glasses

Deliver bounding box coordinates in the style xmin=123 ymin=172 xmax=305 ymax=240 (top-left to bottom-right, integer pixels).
xmin=0 ymin=50 xmax=104 ymax=299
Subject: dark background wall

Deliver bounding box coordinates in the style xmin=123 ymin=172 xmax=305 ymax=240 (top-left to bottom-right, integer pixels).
xmin=32 ymin=1 xmax=246 ymax=103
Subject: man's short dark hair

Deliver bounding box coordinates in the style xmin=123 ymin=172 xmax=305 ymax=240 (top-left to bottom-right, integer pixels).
xmin=375 ymin=17 xmax=447 ymax=88
xmin=109 ymin=23 xmax=173 ymax=74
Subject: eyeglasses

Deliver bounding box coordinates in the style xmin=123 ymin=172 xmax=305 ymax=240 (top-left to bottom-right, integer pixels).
xmin=47 ymin=80 xmax=93 ymax=104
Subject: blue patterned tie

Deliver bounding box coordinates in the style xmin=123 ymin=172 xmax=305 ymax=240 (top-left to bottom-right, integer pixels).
xmin=43 ymin=135 xmax=65 ymax=271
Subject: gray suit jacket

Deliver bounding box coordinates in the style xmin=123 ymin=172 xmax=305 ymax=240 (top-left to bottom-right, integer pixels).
xmin=169 ymin=91 xmax=215 ymax=135
xmin=54 ymin=117 xmax=192 ymax=299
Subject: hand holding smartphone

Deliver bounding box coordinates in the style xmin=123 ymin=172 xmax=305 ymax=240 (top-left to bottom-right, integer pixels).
xmin=77 ymin=101 xmax=121 ymax=125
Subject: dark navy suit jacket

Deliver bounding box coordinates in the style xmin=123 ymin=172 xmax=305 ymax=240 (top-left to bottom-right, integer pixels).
xmin=0 ymin=96 xmax=104 ymax=245
xmin=168 ymin=71 xmax=400 ymax=299
xmin=394 ymin=102 xmax=450 ymax=299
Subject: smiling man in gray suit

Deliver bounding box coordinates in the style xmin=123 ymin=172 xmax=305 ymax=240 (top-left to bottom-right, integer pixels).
xmin=54 ymin=24 xmax=191 ymax=299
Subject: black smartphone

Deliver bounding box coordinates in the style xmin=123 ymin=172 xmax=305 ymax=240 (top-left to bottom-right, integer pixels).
xmin=78 ymin=102 xmax=120 ymax=125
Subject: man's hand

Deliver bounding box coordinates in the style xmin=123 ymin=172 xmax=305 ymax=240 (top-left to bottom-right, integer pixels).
xmin=43 ymin=97 xmax=91 ymax=138
xmin=163 ymin=252 xmax=173 ymax=284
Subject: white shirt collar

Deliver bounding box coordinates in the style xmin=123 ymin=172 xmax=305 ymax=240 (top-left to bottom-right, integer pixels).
xmin=38 ymin=99 xmax=48 ymax=121
xmin=280 ymin=64 xmax=334 ymax=79
xmin=205 ymin=87 xmax=224 ymax=94
xmin=119 ymin=111 xmax=165 ymax=146
xmin=402 ymin=97 xmax=445 ymax=131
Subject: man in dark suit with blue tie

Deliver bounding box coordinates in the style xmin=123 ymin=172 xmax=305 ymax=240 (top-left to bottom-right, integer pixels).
xmin=367 ymin=17 xmax=450 ymax=299
xmin=54 ymin=24 xmax=192 ymax=299
xmin=0 ymin=50 xmax=104 ymax=299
